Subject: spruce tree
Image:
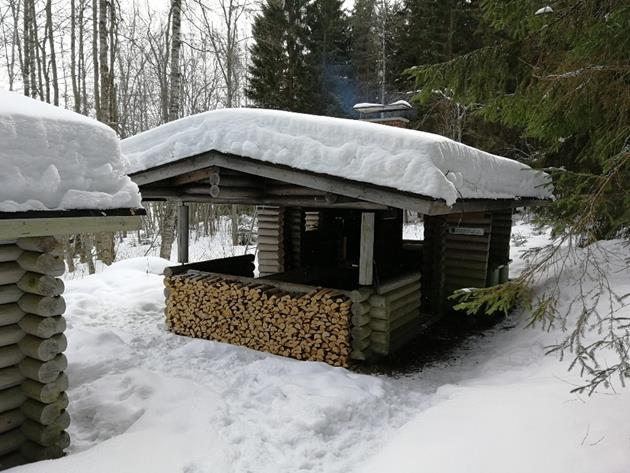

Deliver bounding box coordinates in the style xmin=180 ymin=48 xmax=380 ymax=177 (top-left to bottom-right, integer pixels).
xmin=350 ymin=0 xmax=380 ymax=103
xmin=409 ymin=0 xmax=629 ymax=239
xmin=246 ymin=0 xmax=288 ymax=109
xmin=305 ymin=0 xmax=351 ymax=115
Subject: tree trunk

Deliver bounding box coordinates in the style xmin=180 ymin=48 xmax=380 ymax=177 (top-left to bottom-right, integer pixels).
xmin=168 ymin=0 xmax=182 ymax=122
xmin=92 ymin=0 xmax=100 ymax=119
xmin=159 ymin=0 xmax=184 ymax=260
xmin=160 ymin=203 xmax=178 ymax=260
xmin=45 ymin=0 xmax=59 ymax=105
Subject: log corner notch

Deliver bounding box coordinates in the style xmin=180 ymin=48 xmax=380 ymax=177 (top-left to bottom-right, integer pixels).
xmin=0 ymin=237 xmax=70 ymax=470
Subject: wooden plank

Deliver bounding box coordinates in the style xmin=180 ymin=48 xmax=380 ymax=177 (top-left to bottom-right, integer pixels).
xmin=359 ymin=212 xmax=375 ymax=286
xmin=0 ymin=216 xmax=142 ymax=240
xmin=163 ymin=255 xmax=255 ymax=277
xmin=376 ymin=271 xmax=421 ymax=295
xmin=170 ymin=166 xmax=219 ymax=186
xmin=177 ymin=204 xmax=189 ymax=264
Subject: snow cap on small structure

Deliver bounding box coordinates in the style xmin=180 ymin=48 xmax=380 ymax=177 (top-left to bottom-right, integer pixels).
xmin=123 ymin=108 xmax=552 ymax=207
xmin=0 ymin=90 xmax=141 ymax=212
xmin=353 ymin=100 xmax=413 ymax=115
xmin=535 ymin=5 xmax=554 ymax=15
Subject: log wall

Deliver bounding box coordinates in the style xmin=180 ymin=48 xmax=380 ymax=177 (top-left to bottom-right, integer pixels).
xmin=444 ymin=212 xmax=493 ymax=295
xmin=0 ymin=238 xmax=69 ymax=470
xmin=256 ymin=207 xmax=284 ymax=276
xmin=369 ymin=271 xmax=422 ymax=356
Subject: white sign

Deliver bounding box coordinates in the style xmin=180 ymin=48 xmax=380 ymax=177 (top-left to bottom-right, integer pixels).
xmin=448 ymin=226 xmax=485 ymax=236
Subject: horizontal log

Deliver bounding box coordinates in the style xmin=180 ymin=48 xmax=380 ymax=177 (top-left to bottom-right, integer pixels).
xmin=257 ymin=244 xmax=283 ymax=254
xmin=0 ymin=387 xmax=25 ymax=414
xmin=21 ymin=393 xmax=68 ymax=426
xmin=257 ymin=223 xmax=283 ymax=231
xmin=0 ymin=367 xmax=24 ymax=390
xmin=21 ymin=373 xmax=68 ymax=404
xmin=18 ymin=335 xmax=67 ymax=362
xmin=0 ymin=451 xmax=25 ymax=470
xmin=264 ymin=186 xmax=327 ymax=197
xmin=370 ymin=331 xmax=388 ymax=346
xmin=0 ymin=325 xmax=24 ymax=348
xmin=369 ymin=298 xmax=421 ymax=320
xmin=351 ymin=312 xmax=370 ymax=327
xmin=17 ymin=273 xmax=64 ymax=297
xmin=350 ymin=325 xmax=371 ymax=340
xmin=348 ymin=287 xmax=373 ymax=303
xmin=350 ymin=349 xmax=368 ymax=361
xmin=258 ymin=236 xmax=281 ymax=245
xmin=0 ymin=410 xmax=23 ymax=435
xmin=369 ymin=282 xmax=421 ymax=308
xmin=256 ymin=208 xmax=282 ymax=216
xmin=0 ymin=428 xmax=25 ymax=457
xmin=19 ymin=355 xmax=68 ymax=384
xmin=351 ymin=301 xmax=371 ymax=317
xmin=376 ymin=271 xmax=421 ymax=295
xmin=17 ymin=252 xmax=65 ymax=277
xmin=258 ymin=228 xmax=282 ymax=237
xmin=18 ymin=294 xmax=66 ymax=317
xmin=16 ymin=237 xmax=63 ymax=256
xmin=169 ymin=166 xmax=220 ymax=186
xmin=0 ymin=263 xmax=26 ymax=286
xmin=351 ymin=337 xmax=370 ymax=352
xmin=370 ymin=307 xmax=420 ymax=332
xmin=19 ymin=315 xmax=66 ymax=339
xmin=0 ymin=345 xmax=24 ymax=370
xmin=20 ymin=439 xmax=65 ymax=462
xmin=0 ymin=285 xmax=23 ymax=305
xmin=0 ymin=304 xmax=25 ymax=327
xmin=21 ymin=411 xmax=70 ymax=446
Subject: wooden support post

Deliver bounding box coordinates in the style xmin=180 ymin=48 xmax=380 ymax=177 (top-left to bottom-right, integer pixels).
xmin=359 ymin=212 xmax=375 ymax=286
xmin=177 ymin=203 xmax=189 ymax=264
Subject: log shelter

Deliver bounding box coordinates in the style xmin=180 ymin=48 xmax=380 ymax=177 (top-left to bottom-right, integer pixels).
xmin=130 ymin=147 xmax=549 ymax=366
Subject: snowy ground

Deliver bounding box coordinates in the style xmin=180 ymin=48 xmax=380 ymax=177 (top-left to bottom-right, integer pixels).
xmin=11 ymin=221 xmax=630 ymax=473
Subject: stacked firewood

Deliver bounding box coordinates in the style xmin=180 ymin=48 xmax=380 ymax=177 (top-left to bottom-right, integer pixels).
xmin=164 ymin=273 xmax=352 ymax=367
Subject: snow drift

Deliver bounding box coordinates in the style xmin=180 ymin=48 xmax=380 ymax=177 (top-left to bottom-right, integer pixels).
xmin=121 ymin=108 xmax=552 ymax=206
xmin=0 ymin=90 xmax=141 ymax=212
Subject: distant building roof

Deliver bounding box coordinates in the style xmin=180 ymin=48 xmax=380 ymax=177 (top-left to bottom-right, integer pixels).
xmin=353 ymin=100 xmax=413 ymax=115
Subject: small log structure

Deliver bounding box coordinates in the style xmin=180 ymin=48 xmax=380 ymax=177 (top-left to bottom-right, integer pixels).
xmin=0 ymin=209 xmax=142 ymax=470
xmin=0 ymin=237 xmax=69 ymax=469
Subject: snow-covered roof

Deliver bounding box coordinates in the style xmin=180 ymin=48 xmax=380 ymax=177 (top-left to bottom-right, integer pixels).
xmin=0 ymin=91 xmax=141 ymax=213
xmin=122 ymin=108 xmax=552 ymax=207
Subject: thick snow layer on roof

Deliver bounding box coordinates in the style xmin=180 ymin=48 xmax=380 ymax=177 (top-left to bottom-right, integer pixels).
xmin=353 ymin=102 xmax=382 ymax=109
xmin=0 ymin=91 xmax=141 ymax=212
xmin=122 ymin=108 xmax=552 ymax=206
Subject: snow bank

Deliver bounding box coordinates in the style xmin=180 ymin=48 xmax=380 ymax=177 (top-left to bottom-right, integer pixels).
xmin=362 ymin=233 xmax=630 ymax=473
xmin=0 ymin=90 xmax=141 ymax=212
xmin=11 ymin=224 xmax=630 ymax=473
xmin=121 ymin=108 xmax=552 ymax=206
